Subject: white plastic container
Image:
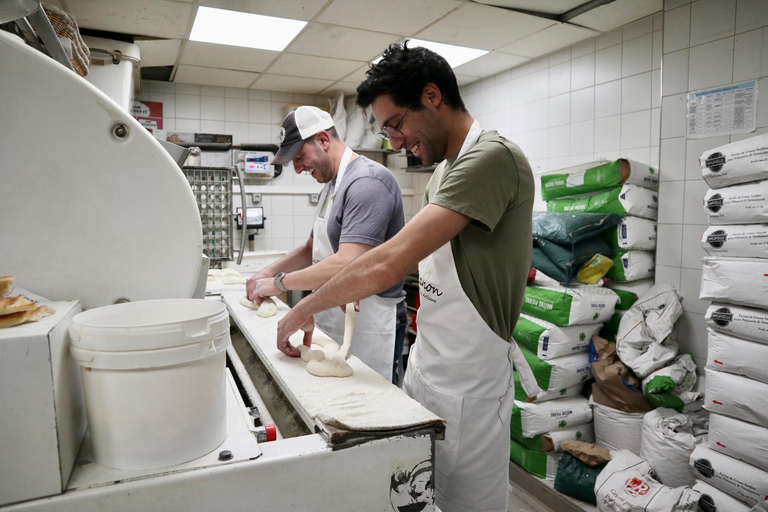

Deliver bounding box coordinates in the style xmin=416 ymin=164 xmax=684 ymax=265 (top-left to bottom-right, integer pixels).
xmin=69 ymin=299 xmax=231 ymax=470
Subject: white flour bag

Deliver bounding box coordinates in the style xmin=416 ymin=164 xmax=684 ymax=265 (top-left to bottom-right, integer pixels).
xmin=700 ymin=133 xmax=768 ymax=188
xmin=594 ymin=450 xmax=701 ymax=512
xmin=706 ymin=328 xmax=768 ymax=384
xmin=709 ymin=413 xmax=768 ymax=472
xmin=705 ymin=302 xmax=768 ymax=345
xmin=701 ymin=224 xmax=768 ymax=258
xmin=704 ymin=180 xmax=768 ymax=224
xmin=705 ymin=368 xmax=768 ymax=427
xmin=640 ymin=408 xmax=707 ymax=488
xmin=700 ymin=256 xmax=768 ymax=309
xmin=693 ymin=481 xmax=750 ymax=512
xmin=690 ymin=444 xmax=768 ymax=507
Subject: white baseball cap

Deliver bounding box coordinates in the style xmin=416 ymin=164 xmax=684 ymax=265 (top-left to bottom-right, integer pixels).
xmin=272 ymin=106 xmax=335 ymax=165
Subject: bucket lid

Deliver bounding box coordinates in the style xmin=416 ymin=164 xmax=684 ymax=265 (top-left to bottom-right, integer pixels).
xmin=70 ymin=299 xmax=229 ymax=352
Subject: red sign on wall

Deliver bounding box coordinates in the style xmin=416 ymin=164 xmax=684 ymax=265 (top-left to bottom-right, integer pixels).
xmin=132 ymin=100 xmax=163 ymax=132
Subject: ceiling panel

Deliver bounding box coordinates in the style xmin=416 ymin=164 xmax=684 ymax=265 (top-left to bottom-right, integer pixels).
xmin=175 ymin=65 xmax=259 ymax=88
xmin=497 ymin=23 xmax=598 ymax=57
xmin=570 ymin=0 xmax=663 ymax=31
xmin=179 ymin=41 xmax=279 ymax=72
xmin=454 ymin=73 xmax=481 ymax=86
xmin=317 ymin=0 xmax=461 ymax=36
xmin=415 ymin=2 xmax=554 ymax=51
xmin=320 ymin=81 xmax=361 ymax=96
xmin=135 ymin=39 xmax=182 ymax=67
xmin=198 ymin=0 xmax=329 ymax=21
xmin=66 ymin=0 xmax=193 ymax=39
xmin=340 ymin=64 xmax=372 ymax=84
xmin=453 ymin=51 xmax=529 ymax=78
xmin=251 ymin=74 xmax=335 ymax=94
xmin=268 ymin=53 xmax=364 ymax=81
xmin=286 ymin=23 xmax=400 ymax=61
xmin=471 ymin=0 xmax=589 ymax=15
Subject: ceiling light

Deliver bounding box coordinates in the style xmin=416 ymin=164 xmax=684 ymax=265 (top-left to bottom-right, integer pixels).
xmin=190 ymin=6 xmax=306 ymax=52
xmin=372 ymin=39 xmax=487 ymax=68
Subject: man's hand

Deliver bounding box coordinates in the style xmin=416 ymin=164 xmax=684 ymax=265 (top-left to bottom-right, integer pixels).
xmin=246 ymin=272 xmax=278 ymax=303
xmin=276 ymin=303 xmax=314 ymax=357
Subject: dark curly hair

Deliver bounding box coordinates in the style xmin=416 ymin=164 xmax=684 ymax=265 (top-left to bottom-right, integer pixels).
xmin=356 ymin=40 xmax=466 ymax=112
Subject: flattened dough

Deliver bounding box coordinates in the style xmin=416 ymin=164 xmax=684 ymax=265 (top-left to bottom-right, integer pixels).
xmin=239 ymin=296 xmax=277 ymax=318
xmin=306 ymin=355 xmax=353 ymax=378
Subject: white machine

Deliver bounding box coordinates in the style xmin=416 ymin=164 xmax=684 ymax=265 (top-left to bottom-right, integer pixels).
xmin=0 ymin=27 xmax=442 ymax=511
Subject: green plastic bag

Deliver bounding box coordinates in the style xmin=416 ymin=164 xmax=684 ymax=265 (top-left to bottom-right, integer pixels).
xmin=553 ymin=453 xmax=605 ymax=504
xmin=537 ymin=237 xmax=613 ymax=273
xmin=532 ymin=211 xmax=623 ymax=245
xmin=531 ymin=247 xmax=569 ymax=283
xmin=612 ymin=288 xmax=638 ymax=311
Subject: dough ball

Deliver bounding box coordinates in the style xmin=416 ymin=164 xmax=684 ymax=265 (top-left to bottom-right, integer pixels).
xmin=298 ymin=344 xmax=324 ymax=362
xmin=256 ymin=298 xmax=277 ymax=318
xmin=306 ymin=356 xmax=353 ymax=378
xmin=239 ymin=296 xmax=259 ymax=310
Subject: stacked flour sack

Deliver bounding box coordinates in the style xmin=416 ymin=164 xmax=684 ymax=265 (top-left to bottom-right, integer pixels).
xmin=542 ymin=159 xmax=659 ymax=287
xmin=695 ymin=132 xmax=768 ymax=511
xmin=590 ymin=284 xmax=705 ymax=459
xmin=509 ymin=263 xmax=620 ymax=482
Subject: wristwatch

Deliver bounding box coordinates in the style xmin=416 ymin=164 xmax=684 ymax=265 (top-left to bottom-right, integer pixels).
xmin=274 ymin=272 xmax=287 ymax=293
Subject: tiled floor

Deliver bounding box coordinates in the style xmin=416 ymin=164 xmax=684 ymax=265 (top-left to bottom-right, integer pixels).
xmin=508 ymin=483 xmax=555 ymax=512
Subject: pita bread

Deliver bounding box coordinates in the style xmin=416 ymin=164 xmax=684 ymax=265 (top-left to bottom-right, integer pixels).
xmin=0 ymin=305 xmax=55 ymax=329
xmin=0 ymin=276 xmax=13 ymax=297
xmin=0 ymin=295 xmax=37 ymax=315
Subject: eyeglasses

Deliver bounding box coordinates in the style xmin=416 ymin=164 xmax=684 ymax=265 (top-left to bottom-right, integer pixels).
xmin=378 ymin=106 xmax=411 ymax=140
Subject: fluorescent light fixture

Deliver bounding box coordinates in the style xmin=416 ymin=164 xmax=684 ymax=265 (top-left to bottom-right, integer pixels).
xmin=190 ymin=6 xmax=306 ymax=51
xmin=372 ymin=39 xmax=487 ymax=68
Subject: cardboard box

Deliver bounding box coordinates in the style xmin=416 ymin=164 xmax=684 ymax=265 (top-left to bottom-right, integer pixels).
xmin=0 ymin=300 xmax=86 ymax=506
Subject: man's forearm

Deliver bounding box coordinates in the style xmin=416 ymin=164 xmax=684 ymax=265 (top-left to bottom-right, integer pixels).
xmin=282 ymin=243 xmax=370 ymax=292
xmin=292 ymin=245 xmax=404 ymax=317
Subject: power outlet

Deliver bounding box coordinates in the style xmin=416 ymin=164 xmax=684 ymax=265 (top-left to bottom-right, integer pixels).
xmin=252 ymin=193 xmax=262 ymax=204
xmin=309 ymin=193 xmax=320 ymax=205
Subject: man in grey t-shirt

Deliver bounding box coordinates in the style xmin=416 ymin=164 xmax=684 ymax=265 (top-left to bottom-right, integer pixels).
xmin=246 ymin=106 xmax=406 ymax=382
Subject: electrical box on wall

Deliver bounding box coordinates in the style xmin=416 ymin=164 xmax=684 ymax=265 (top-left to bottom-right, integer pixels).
xmin=237 ymin=151 xmax=274 ymax=178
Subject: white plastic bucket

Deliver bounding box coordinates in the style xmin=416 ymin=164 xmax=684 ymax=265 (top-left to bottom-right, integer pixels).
xmin=69 ymin=299 xmax=231 ymax=470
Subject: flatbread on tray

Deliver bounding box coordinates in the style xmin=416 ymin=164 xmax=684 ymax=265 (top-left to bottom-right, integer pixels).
xmin=0 ymin=305 xmax=56 ymax=329
xmin=0 ymin=295 xmax=37 ymax=315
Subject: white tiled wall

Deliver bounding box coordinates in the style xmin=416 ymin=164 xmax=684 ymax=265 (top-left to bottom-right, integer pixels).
xmin=137 ymin=81 xmax=414 ymax=252
xmin=453 ymin=12 xmax=662 ymax=198
xmin=656 ymin=0 xmax=768 ymax=367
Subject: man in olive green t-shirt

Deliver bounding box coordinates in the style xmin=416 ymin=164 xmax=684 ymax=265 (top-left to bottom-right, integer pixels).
xmin=277 ymin=41 xmax=538 ymax=512
xmin=424 ymin=129 xmax=534 ymax=342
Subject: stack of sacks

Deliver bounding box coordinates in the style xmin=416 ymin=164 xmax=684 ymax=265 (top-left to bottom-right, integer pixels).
xmin=689 ymin=444 xmax=768 ymax=510
xmin=697 ymin=132 xmax=768 ymax=501
xmin=509 ymin=272 xmax=618 ymax=480
xmin=509 ymin=396 xmax=593 ymax=482
xmin=639 ymin=408 xmax=708 ymax=488
xmin=541 ymin=159 xmax=659 ymax=284
xmin=590 ymin=285 xmax=699 ymax=456
xmin=530 ymin=211 xmax=623 ymax=284
xmin=588 ymin=335 xmax=654 ymax=456
xmin=599 ymin=278 xmax=654 ymax=342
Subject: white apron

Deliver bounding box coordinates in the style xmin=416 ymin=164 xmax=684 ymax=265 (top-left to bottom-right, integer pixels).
xmin=402 ymin=122 xmax=540 ymax=512
xmin=312 ymin=147 xmax=399 ymax=380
